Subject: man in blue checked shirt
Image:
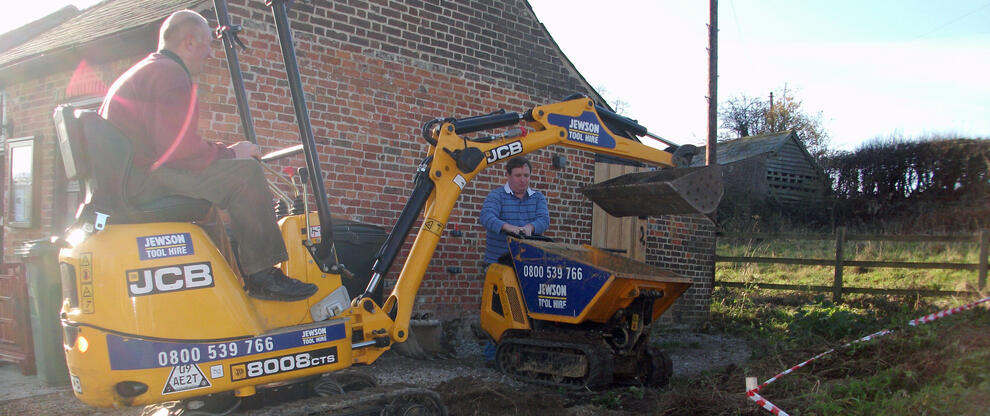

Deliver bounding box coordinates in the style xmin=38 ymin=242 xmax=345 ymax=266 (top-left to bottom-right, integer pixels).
xmin=479 ymin=156 xmax=551 ymax=265
xmin=478 ymin=156 xmax=550 ymax=365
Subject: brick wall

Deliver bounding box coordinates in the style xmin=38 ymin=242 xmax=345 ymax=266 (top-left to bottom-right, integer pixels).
xmin=646 ymin=215 xmax=717 ymax=325
xmin=205 ymin=0 xmax=605 ymax=318
xmin=1 ymin=0 xmax=714 ymax=323
xmin=2 ymin=56 xmax=139 ymax=262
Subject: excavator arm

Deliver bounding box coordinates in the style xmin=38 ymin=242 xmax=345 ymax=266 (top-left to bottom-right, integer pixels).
xmin=355 ymin=96 xmax=720 ymax=347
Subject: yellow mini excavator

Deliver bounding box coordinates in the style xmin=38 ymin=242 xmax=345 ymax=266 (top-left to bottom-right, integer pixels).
xmin=50 ymin=0 xmax=721 ymax=414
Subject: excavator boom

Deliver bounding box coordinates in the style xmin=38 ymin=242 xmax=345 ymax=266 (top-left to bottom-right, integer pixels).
xmin=374 ymin=96 xmax=722 ymax=349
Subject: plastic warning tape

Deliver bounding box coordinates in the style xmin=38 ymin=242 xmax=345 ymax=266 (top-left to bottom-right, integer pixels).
xmin=909 ymin=296 xmax=990 ymax=326
xmin=746 ymin=296 xmax=990 ymax=415
xmin=746 ymin=390 xmax=789 ymax=416
xmin=751 ymin=328 xmax=893 ymax=392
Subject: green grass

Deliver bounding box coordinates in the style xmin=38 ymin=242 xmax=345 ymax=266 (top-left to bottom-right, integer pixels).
xmin=597 ymin=240 xmax=990 ymax=416
xmin=654 ymin=287 xmax=990 ymax=415
xmin=583 ymin=238 xmax=990 ymax=415
xmin=716 ymin=238 xmax=984 ymax=291
xmin=641 ymin=236 xmax=990 ymax=415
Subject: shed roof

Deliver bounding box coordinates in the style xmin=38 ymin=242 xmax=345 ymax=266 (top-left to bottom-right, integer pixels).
xmin=690 ymin=131 xmax=800 ymax=166
xmin=0 ymin=0 xmax=204 ymax=72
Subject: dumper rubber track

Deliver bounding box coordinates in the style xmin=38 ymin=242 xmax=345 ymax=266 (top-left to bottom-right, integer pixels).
xmin=495 ymin=335 xmax=613 ymax=389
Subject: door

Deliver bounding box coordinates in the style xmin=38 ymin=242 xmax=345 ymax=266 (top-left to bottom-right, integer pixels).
xmin=590 ymin=161 xmax=649 ymax=261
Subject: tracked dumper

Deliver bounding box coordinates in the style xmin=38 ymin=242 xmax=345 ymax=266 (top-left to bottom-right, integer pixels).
xmin=482 ymin=238 xmax=695 ymax=388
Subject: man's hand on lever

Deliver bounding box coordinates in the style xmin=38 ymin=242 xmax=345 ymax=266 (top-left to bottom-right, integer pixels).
xmin=502 ymin=223 xmax=534 ymax=236
xmin=229 ymin=141 xmax=262 ymax=159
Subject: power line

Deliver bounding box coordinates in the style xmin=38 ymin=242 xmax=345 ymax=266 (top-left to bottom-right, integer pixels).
xmin=729 ymin=0 xmax=743 ymax=39
xmin=910 ymin=1 xmax=990 ymax=41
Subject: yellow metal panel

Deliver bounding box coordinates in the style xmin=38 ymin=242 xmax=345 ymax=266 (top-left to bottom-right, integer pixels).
xmin=61 ymin=223 xmax=266 ymax=339
xmin=480 ymin=264 xmax=531 ymax=342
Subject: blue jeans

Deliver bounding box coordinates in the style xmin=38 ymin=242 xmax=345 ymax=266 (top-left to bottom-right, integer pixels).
xmin=483 ymin=340 xmax=496 ymax=361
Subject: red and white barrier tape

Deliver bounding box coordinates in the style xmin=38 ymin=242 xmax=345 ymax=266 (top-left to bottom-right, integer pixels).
xmin=746 ymin=390 xmax=789 ymax=416
xmin=909 ymin=297 xmax=990 ymax=326
xmin=746 ymin=296 xmax=990 ymax=415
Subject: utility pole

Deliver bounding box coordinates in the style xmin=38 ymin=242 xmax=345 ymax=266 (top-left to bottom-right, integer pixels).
xmin=706 ymin=0 xmax=718 ymax=166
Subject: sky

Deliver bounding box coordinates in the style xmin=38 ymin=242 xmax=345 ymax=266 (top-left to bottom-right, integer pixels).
xmin=528 ymin=0 xmax=990 ymax=150
xmin=3 ymin=0 xmax=989 ymax=151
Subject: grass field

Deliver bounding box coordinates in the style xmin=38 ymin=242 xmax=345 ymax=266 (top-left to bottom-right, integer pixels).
xmin=653 ymin=237 xmax=990 ymax=415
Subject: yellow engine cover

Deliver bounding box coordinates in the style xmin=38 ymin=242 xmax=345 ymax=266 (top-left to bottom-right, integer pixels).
xmin=58 ymin=219 xmax=356 ymax=408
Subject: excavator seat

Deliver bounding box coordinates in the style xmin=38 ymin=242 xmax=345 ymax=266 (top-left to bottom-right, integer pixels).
xmin=53 ymin=105 xmax=212 ymax=226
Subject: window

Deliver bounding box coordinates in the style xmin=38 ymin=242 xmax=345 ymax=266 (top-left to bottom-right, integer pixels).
xmin=7 ymin=137 xmax=36 ymax=228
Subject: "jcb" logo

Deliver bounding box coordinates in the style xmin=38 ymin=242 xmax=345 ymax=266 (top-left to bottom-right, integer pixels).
xmin=485 ymin=141 xmax=523 ymax=163
xmin=126 ymin=262 xmax=214 ymax=297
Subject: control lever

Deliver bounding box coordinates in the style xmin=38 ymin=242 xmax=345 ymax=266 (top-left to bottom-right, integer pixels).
xmin=215 ymin=24 xmax=248 ymax=50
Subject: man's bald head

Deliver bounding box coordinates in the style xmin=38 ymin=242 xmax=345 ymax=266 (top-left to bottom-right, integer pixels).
xmin=158 ymin=10 xmax=214 ymax=75
xmin=159 ymin=10 xmax=209 ymax=50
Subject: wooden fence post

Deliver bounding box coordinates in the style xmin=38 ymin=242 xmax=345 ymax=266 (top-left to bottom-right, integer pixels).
xmin=979 ymin=229 xmax=988 ymax=291
xmin=833 ymin=227 xmax=846 ymax=303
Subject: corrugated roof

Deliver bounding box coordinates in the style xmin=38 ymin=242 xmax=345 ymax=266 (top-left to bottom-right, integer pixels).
xmin=690 ymin=131 xmax=797 ymax=166
xmin=0 ymin=0 xmax=205 ymax=69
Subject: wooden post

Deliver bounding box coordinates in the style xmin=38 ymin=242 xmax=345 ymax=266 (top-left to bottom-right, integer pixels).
xmin=706 ymin=0 xmax=718 ymax=166
xmin=833 ymin=227 xmax=846 ymax=303
xmin=979 ymin=229 xmax=988 ymax=290
xmin=746 ymin=377 xmax=758 ymax=392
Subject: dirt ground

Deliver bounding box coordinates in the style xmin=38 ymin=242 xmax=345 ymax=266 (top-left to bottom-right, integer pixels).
xmin=0 ymin=320 xmax=750 ymax=415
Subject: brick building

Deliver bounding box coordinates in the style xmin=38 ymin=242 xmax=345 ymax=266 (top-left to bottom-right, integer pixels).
xmin=0 ymin=0 xmax=714 ymax=322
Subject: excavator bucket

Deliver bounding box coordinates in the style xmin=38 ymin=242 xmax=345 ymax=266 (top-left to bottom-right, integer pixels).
xmin=580 ymin=165 xmax=723 ymax=217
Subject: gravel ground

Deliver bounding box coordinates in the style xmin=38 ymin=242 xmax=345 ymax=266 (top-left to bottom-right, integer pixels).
xmin=660 ymin=329 xmax=752 ymax=379
xmin=0 ymin=319 xmax=751 ymax=415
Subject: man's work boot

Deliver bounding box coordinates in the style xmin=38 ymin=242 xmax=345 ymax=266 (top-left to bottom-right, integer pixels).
xmin=246 ymin=267 xmax=318 ymax=301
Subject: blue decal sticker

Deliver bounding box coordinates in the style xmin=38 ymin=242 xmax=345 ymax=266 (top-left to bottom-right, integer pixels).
xmin=546 ymin=111 xmax=617 ymax=149
xmin=137 ymin=233 xmax=195 ymax=260
xmin=106 ymin=323 xmax=346 ymax=370
xmin=509 ymin=240 xmax=612 ymax=317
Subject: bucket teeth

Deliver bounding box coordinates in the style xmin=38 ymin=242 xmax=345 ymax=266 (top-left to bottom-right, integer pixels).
xmin=580 ymin=165 xmax=723 ymax=217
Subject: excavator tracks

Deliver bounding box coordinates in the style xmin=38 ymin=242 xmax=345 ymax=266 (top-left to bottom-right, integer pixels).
xmin=495 ymin=336 xmax=614 ymax=389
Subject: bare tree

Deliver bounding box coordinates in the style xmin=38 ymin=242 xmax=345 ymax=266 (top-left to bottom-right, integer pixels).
xmin=594 ymin=84 xmax=630 ymax=115
xmin=718 ymin=94 xmax=766 ymax=139
xmin=719 ymin=86 xmax=831 ymax=160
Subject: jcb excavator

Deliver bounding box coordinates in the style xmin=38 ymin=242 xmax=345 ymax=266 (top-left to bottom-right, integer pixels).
xmin=51 ymin=0 xmax=720 ymax=414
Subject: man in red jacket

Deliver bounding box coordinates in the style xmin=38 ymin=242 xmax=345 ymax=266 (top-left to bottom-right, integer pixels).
xmin=100 ymin=10 xmax=316 ymax=302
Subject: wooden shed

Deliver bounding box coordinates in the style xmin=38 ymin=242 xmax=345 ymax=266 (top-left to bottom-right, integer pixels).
xmin=691 ymin=131 xmax=827 ymax=204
